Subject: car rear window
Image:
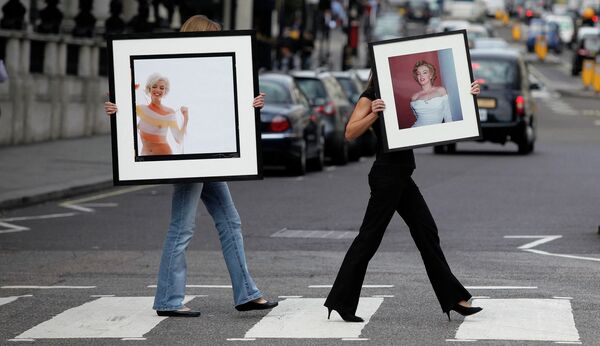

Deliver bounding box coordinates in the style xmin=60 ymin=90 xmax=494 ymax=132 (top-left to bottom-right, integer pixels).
xmin=259 ymin=80 xmax=291 ymax=104
xmin=471 ymin=59 xmax=519 ymax=87
xmin=295 ymin=78 xmax=327 ymax=103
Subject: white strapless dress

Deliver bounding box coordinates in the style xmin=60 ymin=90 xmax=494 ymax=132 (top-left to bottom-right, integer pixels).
xmin=410 ymin=94 xmax=452 ymax=128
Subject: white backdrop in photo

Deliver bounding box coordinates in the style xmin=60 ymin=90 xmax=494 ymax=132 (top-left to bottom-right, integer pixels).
xmin=133 ymin=56 xmax=237 ymax=155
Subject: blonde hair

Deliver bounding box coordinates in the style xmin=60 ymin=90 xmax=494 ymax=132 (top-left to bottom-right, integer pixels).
xmin=412 ymin=60 xmax=437 ymax=85
xmin=180 ymin=15 xmax=222 ymax=32
xmin=145 ymin=73 xmax=170 ymax=96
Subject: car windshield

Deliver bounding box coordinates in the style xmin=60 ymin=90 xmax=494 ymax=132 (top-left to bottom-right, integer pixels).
xmin=336 ymin=78 xmax=358 ymax=97
xmin=259 ymin=80 xmax=291 ymax=104
xmin=295 ymin=78 xmax=327 ymax=104
xmin=472 ymin=58 xmax=519 ymax=87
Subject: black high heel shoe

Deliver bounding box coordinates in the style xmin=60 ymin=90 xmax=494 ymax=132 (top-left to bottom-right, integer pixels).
xmin=327 ymin=307 xmax=364 ymax=322
xmin=446 ymin=304 xmax=483 ymax=321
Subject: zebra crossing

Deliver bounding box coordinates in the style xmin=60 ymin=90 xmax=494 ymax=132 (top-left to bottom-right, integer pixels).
xmin=1 ymin=285 xmax=582 ymax=343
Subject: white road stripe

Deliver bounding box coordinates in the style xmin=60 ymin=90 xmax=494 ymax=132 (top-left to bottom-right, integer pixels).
xmin=524 ymin=249 xmax=600 ymax=262
xmin=341 ymin=338 xmax=370 ymax=341
xmin=504 ymin=235 xmax=562 ymax=249
xmin=60 ymin=186 xmax=152 ymax=212
xmin=553 ymin=297 xmax=573 ymax=300
xmin=121 ymin=338 xmax=146 ymax=341
xmin=2 ymin=286 xmax=96 ymax=289
xmin=465 ymin=286 xmax=537 ymax=289
xmin=309 ymin=285 xmax=393 ymax=288
xmin=226 ymin=338 xmax=256 ymax=341
xmin=13 ymin=296 xmax=196 ymax=340
xmin=0 ymin=222 xmax=29 ymax=234
xmin=0 ymin=295 xmax=32 ymax=306
xmin=243 ymin=297 xmax=383 ymax=339
xmin=454 ymin=299 xmax=580 ymax=342
xmin=1 ymin=213 xmax=76 ymax=222
xmin=278 ymin=296 xmax=303 ymax=298
xmin=8 ymin=339 xmax=35 ymax=342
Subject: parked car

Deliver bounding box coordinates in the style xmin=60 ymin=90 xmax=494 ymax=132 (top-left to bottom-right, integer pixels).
xmin=291 ymin=71 xmax=355 ymax=164
xmin=259 ymin=73 xmax=324 ymax=174
xmin=571 ymin=34 xmax=600 ymax=75
xmin=331 ymin=71 xmax=377 ymax=157
xmin=456 ymin=49 xmax=536 ymax=154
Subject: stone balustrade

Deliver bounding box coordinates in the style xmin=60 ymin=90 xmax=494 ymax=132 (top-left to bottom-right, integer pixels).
xmin=0 ymin=29 xmax=109 ymax=146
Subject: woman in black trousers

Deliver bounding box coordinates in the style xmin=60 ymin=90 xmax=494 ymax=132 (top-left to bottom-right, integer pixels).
xmin=324 ymin=75 xmax=482 ymax=322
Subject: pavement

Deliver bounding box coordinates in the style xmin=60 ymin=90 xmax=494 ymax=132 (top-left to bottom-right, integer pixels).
xmin=0 ymin=135 xmax=113 ymax=210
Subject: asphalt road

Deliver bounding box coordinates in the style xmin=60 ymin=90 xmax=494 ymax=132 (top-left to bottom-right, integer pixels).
xmin=1 ymin=21 xmax=599 ymax=346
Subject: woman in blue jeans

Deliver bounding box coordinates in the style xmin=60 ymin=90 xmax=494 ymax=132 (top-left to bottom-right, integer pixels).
xmin=104 ymin=15 xmax=277 ymax=317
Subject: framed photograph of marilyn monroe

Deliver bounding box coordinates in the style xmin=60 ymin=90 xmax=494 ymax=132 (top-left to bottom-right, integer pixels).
xmin=107 ymin=30 xmax=262 ymax=185
xmin=369 ymin=30 xmax=482 ymax=152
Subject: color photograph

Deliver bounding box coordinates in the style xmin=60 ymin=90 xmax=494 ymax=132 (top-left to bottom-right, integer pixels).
xmin=131 ymin=54 xmax=239 ymax=161
xmin=370 ymin=30 xmax=481 ymax=152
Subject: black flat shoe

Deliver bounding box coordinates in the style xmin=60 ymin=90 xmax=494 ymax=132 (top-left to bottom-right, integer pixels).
xmin=156 ymin=308 xmax=201 ymax=317
xmin=235 ymin=300 xmax=278 ymax=312
xmin=446 ymin=304 xmax=482 ymax=321
xmin=327 ymin=307 xmax=364 ymax=322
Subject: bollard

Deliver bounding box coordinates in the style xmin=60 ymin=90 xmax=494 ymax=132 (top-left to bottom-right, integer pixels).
xmin=593 ymin=56 xmax=600 ymax=93
xmin=582 ymin=59 xmax=594 ymax=88
xmin=512 ymin=23 xmax=521 ymax=41
xmin=502 ymin=12 xmax=510 ymax=26
xmin=534 ymin=35 xmax=547 ymax=61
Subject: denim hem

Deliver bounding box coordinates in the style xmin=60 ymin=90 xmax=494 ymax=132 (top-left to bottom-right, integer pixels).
xmin=153 ymin=303 xmax=184 ymax=311
xmin=234 ymin=291 xmax=263 ymax=307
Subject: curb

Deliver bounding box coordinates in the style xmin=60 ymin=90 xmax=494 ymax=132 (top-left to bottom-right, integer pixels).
xmin=0 ymin=177 xmax=113 ymax=211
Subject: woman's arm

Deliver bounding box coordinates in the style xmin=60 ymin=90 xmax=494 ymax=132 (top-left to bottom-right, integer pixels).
xmin=345 ymin=97 xmax=384 ymax=141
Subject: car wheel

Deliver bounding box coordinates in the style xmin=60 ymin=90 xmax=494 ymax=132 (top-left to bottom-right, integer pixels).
xmin=288 ymin=141 xmax=307 ymax=175
xmin=446 ymin=143 xmax=456 ymax=153
xmin=433 ymin=145 xmax=446 ymax=154
xmin=309 ymin=132 xmax=325 ymax=171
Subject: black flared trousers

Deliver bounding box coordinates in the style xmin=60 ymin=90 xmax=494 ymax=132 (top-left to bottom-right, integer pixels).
xmin=324 ymin=170 xmax=471 ymax=314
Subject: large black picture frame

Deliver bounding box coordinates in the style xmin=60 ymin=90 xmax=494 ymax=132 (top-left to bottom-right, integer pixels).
xmin=107 ymin=30 xmax=262 ymax=185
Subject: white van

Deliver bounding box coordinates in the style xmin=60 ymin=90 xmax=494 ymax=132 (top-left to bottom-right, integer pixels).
xmin=445 ymin=0 xmax=487 ymax=21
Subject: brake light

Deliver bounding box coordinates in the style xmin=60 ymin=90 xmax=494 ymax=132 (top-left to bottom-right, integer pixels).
xmin=477 ymin=78 xmax=486 ymax=85
xmin=526 ymin=9 xmax=533 ymax=17
xmin=269 ymin=115 xmax=290 ymax=132
xmin=594 ymin=15 xmax=599 ymax=23
xmin=317 ymin=101 xmax=336 ymax=116
xmin=515 ymin=95 xmax=525 ymax=117
xmin=472 ymin=62 xmax=481 ymax=70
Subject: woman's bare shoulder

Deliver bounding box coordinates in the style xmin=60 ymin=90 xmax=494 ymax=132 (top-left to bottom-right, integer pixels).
xmin=435 ymin=86 xmax=447 ymax=96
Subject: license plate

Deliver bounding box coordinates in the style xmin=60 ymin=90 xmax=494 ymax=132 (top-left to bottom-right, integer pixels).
xmin=479 ymin=108 xmax=488 ymax=122
xmin=477 ymin=98 xmax=496 ymax=109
